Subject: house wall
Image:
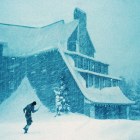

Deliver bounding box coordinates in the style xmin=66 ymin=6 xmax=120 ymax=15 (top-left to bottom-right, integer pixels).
xmin=70 ymin=54 xmax=109 ymax=75
xmin=84 ymin=103 xmax=90 ymax=117
xmin=27 ymin=50 xmax=84 ymax=113
xmin=86 ymin=104 xmax=128 ymax=119
xmin=67 ymin=28 xmax=77 ymax=52
xmin=0 ymin=49 xmax=85 ymax=114
xmin=0 ymin=55 xmax=25 ymax=104
xmin=79 ymin=71 xmax=119 ymax=89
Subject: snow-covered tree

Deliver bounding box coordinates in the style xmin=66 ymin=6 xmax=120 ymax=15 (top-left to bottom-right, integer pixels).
xmin=119 ymin=76 xmax=137 ymax=101
xmin=54 ymin=76 xmax=70 ymax=116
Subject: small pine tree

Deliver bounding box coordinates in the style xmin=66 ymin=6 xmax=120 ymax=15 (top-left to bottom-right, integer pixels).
xmin=54 ymin=76 xmax=70 ymax=117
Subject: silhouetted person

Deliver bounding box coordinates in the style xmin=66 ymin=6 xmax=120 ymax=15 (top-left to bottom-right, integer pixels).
xmin=23 ymin=101 xmax=39 ymax=134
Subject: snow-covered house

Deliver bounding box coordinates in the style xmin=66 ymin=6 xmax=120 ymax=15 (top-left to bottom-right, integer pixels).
xmin=0 ymin=8 xmax=134 ymax=119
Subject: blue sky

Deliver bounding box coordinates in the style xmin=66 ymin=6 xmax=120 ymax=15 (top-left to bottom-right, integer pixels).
xmin=0 ymin=0 xmax=140 ymax=82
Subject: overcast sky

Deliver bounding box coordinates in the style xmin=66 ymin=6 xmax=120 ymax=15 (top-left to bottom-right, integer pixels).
xmin=0 ymin=0 xmax=140 ymax=82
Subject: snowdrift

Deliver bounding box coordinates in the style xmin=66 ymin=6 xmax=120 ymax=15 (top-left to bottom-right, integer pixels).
xmin=0 ymin=76 xmax=54 ymax=123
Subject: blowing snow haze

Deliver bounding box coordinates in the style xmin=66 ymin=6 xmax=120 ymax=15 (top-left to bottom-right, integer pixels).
xmin=0 ymin=0 xmax=140 ymax=82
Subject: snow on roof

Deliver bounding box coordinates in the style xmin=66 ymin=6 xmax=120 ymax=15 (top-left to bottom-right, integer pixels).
xmin=74 ymin=67 xmax=122 ymax=81
xmin=0 ymin=20 xmax=78 ymax=57
xmin=60 ymin=52 xmax=135 ymax=105
xmin=64 ymin=52 xmax=121 ymax=80
xmin=85 ymin=87 xmax=135 ymax=104
xmin=27 ymin=46 xmax=58 ymax=57
xmin=64 ymin=50 xmax=109 ymax=66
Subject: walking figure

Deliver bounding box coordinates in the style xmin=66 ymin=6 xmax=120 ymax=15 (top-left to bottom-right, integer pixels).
xmin=23 ymin=101 xmax=39 ymax=134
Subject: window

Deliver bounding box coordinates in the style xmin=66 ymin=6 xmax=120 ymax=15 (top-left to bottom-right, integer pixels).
xmin=97 ymin=63 xmax=101 ymax=73
xmin=101 ymin=65 xmax=108 ymax=75
xmin=89 ymin=60 xmax=95 ymax=72
xmin=73 ymin=56 xmax=78 ymax=67
xmin=103 ymin=78 xmax=106 ymax=87
xmin=89 ymin=74 xmax=93 ymax=87
xmin=95 ymin=76 xmax=99 ymax=88
xmin=104 ymin=65 xmax=108 ymax=75
xmin=116 ymin=80 xmax=119 ymax=86
xmin=78 ymin=56 xmax=83 ymax=68
xmin=101 ymin=64 xmax=104 ymax=74
xmin=106 ymin=78 xmax=111 ymax=87
xmin=94 ymin=62 xmax=98 ymax=72
xmin=99 ymin=77 xmax=103 ymax=89
xmin=83 ymin=58 xmax=88 ymax=70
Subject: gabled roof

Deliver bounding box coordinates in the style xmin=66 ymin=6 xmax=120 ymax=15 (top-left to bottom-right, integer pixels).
xmin=0 ymin=20 xmax=78 ymax=57
xmin=60 ymin=51 xmax=135 ymax=105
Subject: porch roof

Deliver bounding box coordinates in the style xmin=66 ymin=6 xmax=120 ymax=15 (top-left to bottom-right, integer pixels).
xmin=84 ymin=87 xmax=135 ymax=105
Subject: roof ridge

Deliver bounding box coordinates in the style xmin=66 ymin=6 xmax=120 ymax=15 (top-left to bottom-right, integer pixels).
xmin=40 ymin=20 xmax=64 ymax=28
xmin=0 ymin=23 xmax=38 ymax=29
xmin=0 ymin=20 xmax=65 ymax=29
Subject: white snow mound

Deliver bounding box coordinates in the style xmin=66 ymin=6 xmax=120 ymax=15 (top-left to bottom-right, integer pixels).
xmin=0 ymin=76 xmax=53 ymax=123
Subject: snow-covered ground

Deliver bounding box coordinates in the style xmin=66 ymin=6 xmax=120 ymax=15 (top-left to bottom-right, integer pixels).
xmin=0 ymin=77 xmax=140 ymax=140
xmin=1 ymin=114 xmax=140 ymax=140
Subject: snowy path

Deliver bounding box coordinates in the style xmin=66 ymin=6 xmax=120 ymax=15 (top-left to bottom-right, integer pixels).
xmin=1 ymin=114 xmax=140 ymax=140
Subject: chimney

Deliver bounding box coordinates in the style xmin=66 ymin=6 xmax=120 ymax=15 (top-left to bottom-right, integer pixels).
xmin=74 ymin=7 xmax=87 ymax=27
